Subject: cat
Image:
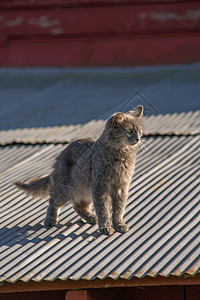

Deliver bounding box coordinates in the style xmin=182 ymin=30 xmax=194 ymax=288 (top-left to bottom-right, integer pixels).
xmin=14 ymin=105 xmax=143 ymax=235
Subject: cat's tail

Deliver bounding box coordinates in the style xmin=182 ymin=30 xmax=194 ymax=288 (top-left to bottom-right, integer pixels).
xmin=14 ymin=176 xmax=51 ymax=198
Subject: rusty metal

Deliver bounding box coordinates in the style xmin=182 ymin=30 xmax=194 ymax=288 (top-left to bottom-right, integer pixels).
xmin=1 ymin=276 xmax=200 ymax=294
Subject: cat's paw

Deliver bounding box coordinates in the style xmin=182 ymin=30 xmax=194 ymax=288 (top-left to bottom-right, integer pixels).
xmin=44 ymin=218 xmax=57 ymax=227
xmin=87 ymin=215 xmax=98 ymax=225
xmin=114 ymin=223 xmax=129 ymax=233
xmin=99 ymin=226 xmax=114 ymax=235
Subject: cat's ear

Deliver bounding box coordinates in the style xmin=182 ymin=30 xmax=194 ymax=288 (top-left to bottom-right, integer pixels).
xmin=130 ymin=105 xmax=143 ymax=118
xmin=112 ymin=112 xmax=125 ymax=127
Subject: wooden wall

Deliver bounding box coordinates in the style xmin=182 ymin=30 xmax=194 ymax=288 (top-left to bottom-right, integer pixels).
xmin=1 ymin=286 xmax=200 ymax=300
xmin=0 ymin=0 xmax=200 ymax=66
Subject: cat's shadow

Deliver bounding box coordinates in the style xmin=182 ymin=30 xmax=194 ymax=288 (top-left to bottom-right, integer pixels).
xmin=52 ymin=219 xmax=100 ymax=240
xmin=0 ymin=220 xmax=100 ymax=250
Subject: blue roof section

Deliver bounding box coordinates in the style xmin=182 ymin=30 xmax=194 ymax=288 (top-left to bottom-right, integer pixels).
xmin=0 ymin=63 xmax=200 ymax=130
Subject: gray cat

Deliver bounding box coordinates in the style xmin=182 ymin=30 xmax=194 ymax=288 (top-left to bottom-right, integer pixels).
xmin=15 ymin=106 xmax=143 ymax=235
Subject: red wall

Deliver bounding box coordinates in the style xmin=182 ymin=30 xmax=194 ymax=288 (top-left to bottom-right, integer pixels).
xmin=0 ymin=0 xmax=200 ymax=66
xmin=1 ymin=286 xmax=200 ymax=300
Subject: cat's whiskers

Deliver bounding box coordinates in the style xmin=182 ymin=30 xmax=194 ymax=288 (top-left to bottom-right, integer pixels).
xmin=138 ymin=140 xmax=145 ymax=151
xmin=138 ymin=139 xmax=151 ymax=152
xmin=142 ymin=138 xmax=153 ymax=148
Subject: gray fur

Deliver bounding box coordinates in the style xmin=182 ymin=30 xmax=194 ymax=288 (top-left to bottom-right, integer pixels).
xmin=14 ymin=106 xmax=143 ymax=235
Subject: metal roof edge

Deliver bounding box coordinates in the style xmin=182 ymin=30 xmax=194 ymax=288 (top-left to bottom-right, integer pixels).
xmin=0 ymin=110 xmax=199 ymax=146
xmin=1 ymin=275 xmax=200 ymax=293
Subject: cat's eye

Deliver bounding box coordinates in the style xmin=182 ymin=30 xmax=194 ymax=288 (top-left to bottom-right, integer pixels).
xmin=127 ymin=129 xmax=132 ymax=133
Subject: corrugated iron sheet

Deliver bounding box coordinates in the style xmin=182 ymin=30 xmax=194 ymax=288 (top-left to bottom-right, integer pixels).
xmin=0 ymin=65 xmax=199 ymax=284
xmin=1 ymin=135 xmax=199 ymax=283
xmin=0 ymin=111 xmax=199 ymax=145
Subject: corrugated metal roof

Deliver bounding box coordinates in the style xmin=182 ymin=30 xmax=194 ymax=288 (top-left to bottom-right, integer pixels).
xmin=1 ymin=135 xmax=199 ymax=283
xmin=0 ymin=111 xmax=199 ymax=145
xmin=0 ymin=65 xmax=199 ymax=285
xmin=0 ymin=64 xmax=200 ymax=130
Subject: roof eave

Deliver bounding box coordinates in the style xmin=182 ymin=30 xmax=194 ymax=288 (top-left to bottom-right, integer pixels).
xmin=1 ymin=275 xmax=200 ymax=293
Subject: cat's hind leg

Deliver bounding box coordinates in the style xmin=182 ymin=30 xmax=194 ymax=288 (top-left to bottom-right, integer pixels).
xmin=44 ymin=204 xmax=61 ymax=226
xmin=44 ymin=180 xmax=74 ymax=226
xmin=73 ymin=199 xmax=97 ymax=225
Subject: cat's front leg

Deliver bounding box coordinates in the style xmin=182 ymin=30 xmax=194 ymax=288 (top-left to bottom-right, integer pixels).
xmin=92 ymin=185 xmax=114 ymax=235
xmin=112 ymin=189 xmax=129 ymax=233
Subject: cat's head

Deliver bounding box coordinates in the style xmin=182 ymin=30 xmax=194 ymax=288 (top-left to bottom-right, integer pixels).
xmin=105 ymin=105 xmax=143 ymax=147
